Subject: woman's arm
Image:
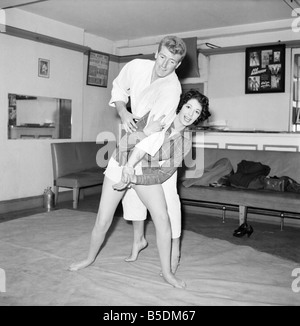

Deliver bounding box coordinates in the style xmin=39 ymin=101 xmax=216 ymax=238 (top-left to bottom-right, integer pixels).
xmin=134 ymin=137 xmax=191 ymax=185
xmin=112 ymin=116 xmax=167 ymax=190
xmin=113 ymin=136 xmax=192 ymax=190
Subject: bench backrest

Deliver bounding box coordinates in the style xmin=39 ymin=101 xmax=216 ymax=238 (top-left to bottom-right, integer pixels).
xmin=51 ymin=141 xmax=116 ymax=179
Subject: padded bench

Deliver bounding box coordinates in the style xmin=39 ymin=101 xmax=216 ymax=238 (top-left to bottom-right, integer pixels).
xmin=51 ymin=141 xmax=115 ymax=209
xmin=178 ymin=148 xmax=300 ymax=229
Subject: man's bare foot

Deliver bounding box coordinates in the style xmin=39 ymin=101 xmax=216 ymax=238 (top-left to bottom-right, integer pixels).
xmin=159 ymin=257 xmax=180 ymax=277
xmin=125 ymin=239 xmax=148 ymax=262
xmin=171 ymin=237 xmax=180 ymax=274
xmin=68 ymin=259 xmax=94 ymax=271
xmin=171 ymin=255 xmax=180 ymax=274
xmin=162 ymin=272 xmax=186 ymax=289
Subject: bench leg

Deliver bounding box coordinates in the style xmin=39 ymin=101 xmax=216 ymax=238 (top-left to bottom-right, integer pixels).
xmin=73 ymin=188 xmax=79 ymax=209
xmin=222 ymin=206 xmax=226 ymax=223
xmin=80 ymin=189 xmax=85 ymax=200
xmin=53 ymin=186 xmax=59 ymax=206
xmin=280 ymin=213 xmax=284 ymax=231
xmin=239 ymin=205 xmax=248 ymax=225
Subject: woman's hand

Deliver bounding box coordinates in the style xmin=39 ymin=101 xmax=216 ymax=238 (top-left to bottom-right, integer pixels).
xmin=143 ymin=115 xmax=166 ymax=136
xmin=112 ymin=166 xmax=137 ymax=191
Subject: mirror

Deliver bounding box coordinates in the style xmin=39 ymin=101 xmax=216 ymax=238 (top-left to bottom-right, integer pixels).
xmin=8 ymin=94 xmax=72 ymax=139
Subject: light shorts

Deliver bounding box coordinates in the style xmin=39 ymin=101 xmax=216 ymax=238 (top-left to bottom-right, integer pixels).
xmin=104 ymin=157 xmax=143 ymax=183
xmin=104 ymin=156 xmax=123 ymax=183
xmin=122 ymin=171 xmax=182 ymax=239
xmin=105 ymin=157 xmax=182 ymax=238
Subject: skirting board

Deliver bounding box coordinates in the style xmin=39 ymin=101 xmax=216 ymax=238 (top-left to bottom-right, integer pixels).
xmin=0 ymin=186 xmax=102 ymax=214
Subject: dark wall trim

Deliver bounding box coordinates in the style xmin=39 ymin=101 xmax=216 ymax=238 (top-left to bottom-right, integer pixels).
xmin=1 ymin=24 xmax=156 ymax=64
xmin=3 ymin=24 xmax=91 ymax=53
xmin=3 ymin=24 xmax=300 ymax=58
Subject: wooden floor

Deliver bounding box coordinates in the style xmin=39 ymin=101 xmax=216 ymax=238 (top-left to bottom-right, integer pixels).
xmin=1 ymin=193 xmax=299 ymax=263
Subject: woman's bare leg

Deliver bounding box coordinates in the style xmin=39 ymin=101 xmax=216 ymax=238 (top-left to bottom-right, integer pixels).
xmin=69 ymin=177 xmax=125 ymax=271
xmin=134 ymin=185 xmax=186 ymax=289
xmin=125 ymin=220 xmax=148 ymax=262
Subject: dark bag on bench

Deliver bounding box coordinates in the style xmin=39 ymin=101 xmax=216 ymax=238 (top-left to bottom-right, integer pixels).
xmin=263 ymin=176 xmax=286 ymax=192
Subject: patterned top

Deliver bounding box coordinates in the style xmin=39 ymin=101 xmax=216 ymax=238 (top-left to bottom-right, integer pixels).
xmin=113 ymin=113 xmax=192 ymax=185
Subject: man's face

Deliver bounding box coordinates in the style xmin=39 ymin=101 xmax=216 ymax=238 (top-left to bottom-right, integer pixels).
xmin=153 ymin=45 xmax=182 ymax=79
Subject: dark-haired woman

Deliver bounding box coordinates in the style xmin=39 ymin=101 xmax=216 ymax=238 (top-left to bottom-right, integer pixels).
xmin=69 ymin=90 xmax=210 ymax=289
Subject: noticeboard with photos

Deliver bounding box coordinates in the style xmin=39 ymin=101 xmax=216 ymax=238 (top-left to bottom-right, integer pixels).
xmin=245 ymin=44 xmax=285 ymax=94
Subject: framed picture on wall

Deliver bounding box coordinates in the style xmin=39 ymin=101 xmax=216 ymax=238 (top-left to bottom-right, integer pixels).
xmin=245 ymin=44 xmax=285 ymax=94
xmin=38 ymin=58 xmax=50 ymax=78
xmin=87 ymin=50 xmax=110 ymax=87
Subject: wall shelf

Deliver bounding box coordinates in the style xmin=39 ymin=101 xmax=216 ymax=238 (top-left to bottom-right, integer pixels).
xmin=198 ymin=40 xmax=300 ymax=56
xmin=1 ymin=24 xmax=91 ymax=53
xmin=2 ymin=23 xmax=299 ymax=62
xmin=1 ymin=24 xmax=131 ymax=63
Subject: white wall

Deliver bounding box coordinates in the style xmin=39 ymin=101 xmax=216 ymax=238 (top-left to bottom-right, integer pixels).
xmin=114 ymin=19 xmax=298 ymax=132
xmin=0 ymin=10 xmax=117 ymax=202
xmin=81 ymin=32 xmax=121 ymax=140
xmin=1 ymin=9 xmax=299 ymax=204
xmin=207 ymin=50 xmax=291 ymax=131
xmin=0 ymin=34 xmax=84 ymax=201
xmin=82 ymin=56 xmax=120 ymax=140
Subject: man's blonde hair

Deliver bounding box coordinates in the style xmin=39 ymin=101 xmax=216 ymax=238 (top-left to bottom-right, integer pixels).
xmin=158 ymin=36 xmax=187 ymax=62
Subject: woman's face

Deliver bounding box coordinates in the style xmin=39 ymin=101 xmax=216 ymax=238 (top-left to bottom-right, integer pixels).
xmin=178 ymin=98 xmax=202 ymax=126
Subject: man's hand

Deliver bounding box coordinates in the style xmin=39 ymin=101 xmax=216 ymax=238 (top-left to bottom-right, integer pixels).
xmin=143 ymin=115 xmax=166 ymax=136
xmin=119 ymin=109 xmax=140 ymax=133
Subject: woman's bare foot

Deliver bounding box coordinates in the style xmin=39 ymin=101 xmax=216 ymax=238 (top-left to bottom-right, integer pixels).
xmin=162 ymin=272 xmax=186 ymax=289
xmin=68 ymin=259 xmax=94 ymax=271
xmin=125 ymin=239 xmax=148 ymax=262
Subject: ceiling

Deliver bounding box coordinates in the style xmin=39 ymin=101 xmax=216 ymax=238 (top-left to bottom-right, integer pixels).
xmin=0 ymin=0 xmax=297 ymax=42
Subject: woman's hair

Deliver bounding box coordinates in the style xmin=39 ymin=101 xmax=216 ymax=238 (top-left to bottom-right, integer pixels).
xmin=176 ymin=89 xmax=211 ymax=125
xmin=158 ymin=36 xmax=187 ymax=62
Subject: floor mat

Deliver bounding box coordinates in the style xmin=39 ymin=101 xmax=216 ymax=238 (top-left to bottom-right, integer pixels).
xmin=0 ymin=209 xmax=299 ymax=306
